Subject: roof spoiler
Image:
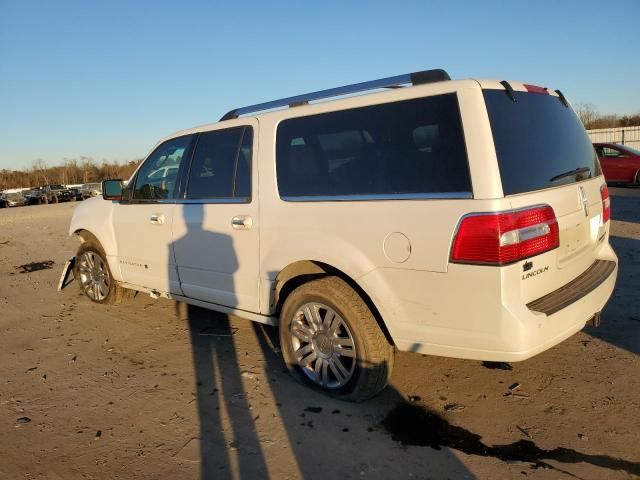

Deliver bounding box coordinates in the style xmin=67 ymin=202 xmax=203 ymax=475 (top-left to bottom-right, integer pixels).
xmin=220 ymin=68 xmax=451 ymax=121
xmin=499 ymin=80 xmax=570 ymax=108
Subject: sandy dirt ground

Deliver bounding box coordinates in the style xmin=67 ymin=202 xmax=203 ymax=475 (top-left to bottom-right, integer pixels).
xmin=1 ymin=189 xmax=639 ymax=480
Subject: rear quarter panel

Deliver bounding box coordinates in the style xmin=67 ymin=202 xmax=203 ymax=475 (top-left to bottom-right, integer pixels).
xmin=254 ymin=81 xmax=508 ymax=339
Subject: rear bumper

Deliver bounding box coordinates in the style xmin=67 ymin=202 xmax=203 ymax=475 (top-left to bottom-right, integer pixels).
xmin=361 ymin=245 xmax=618 ymax=362
xmin=527 ymin=260 xmax=616 ymax=316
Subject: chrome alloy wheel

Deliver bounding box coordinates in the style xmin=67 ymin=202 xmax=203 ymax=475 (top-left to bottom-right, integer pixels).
xmin=77 ymin=251 xmax=110 ymax=301
xmin=289 ymin=302 xmax=357 ymax=389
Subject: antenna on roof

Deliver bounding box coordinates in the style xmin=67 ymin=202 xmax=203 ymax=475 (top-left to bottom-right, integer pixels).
xmin=220 ymin=68 xmax=451 ymax=121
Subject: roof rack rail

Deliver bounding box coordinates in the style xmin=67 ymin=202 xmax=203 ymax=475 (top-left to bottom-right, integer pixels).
xmin=220 ymin=68 xmax=450 ymax=121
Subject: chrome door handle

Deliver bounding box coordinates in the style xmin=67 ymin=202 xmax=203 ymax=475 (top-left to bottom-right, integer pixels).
xmin=150 ymin=214 xmax=165 ymax=225
xmin=231 ymin=215 xmax=252 ymax=230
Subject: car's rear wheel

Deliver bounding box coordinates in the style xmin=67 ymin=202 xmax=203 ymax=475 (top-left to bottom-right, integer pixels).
xmin=74 ymin=241 xmax=131 ymax=305
xmin=279 ymin=276 xmax=394 ymax=401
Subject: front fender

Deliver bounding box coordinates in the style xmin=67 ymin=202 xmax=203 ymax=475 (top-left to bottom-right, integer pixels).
xmin=69 ymin=197 xmax=122 ymax=281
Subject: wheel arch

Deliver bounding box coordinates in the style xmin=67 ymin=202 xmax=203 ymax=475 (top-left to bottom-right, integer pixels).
xmin=272 ymin=260 xmax=395 ymax=345
xmin=73 ymin=228 xmax=100 ymax=245
xmin=71 ymin=227 xmax=123 ymax=282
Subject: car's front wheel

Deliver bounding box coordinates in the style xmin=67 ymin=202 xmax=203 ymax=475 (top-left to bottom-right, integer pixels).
xmin=74 ymin=241 xmax=130 ymax=304
xmin=279 ymin=276 xmax=394 ymax=401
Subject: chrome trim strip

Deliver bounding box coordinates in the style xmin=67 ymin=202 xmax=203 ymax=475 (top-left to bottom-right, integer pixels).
xmin=133 ymin=197 xmax=252 ymax=205
xmin=175 ymin=197 xmax=251 ymax=205
xmin=280 ymin=192 xmax=472 ymax=202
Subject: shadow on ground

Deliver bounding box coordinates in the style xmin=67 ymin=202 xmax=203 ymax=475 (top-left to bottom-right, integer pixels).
xmin=592 ymin=187 xmax=640 ymax=355
xmin=178 ymin=305 xmax=640 ymax=479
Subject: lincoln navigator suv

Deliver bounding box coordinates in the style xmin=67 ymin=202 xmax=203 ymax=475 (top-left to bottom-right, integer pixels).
xmin=65 ymin=69 xmax=618 ymax=401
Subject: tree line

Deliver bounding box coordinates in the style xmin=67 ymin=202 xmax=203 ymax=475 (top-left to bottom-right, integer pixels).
xmin=0 ymin=157 xmax=141 ymax=191
xmin=574 ymin=103 xmax=640 ymax=130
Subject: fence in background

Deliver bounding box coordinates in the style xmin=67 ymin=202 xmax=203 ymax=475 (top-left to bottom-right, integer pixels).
xmin=587 ymin=126 xmax=640 ymax=150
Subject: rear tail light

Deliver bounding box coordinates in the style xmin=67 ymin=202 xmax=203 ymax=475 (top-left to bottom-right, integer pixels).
xmin=451 ymin=205 xmax=559 ymax=265
xmin=600 ymin=184 xmax=610 ymax=223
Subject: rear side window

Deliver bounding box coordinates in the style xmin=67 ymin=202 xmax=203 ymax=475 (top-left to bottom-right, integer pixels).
xmin=276 ymin=94 xmax=471 ymax=199
xmin=186 ymin=127 xmax=252 ymax=200
xmin=484 ymin=90 xmax=601 ymax=195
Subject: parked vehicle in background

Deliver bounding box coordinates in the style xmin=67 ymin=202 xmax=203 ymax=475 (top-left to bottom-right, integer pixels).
xmin=80 ymin=183 xmax=102 ymax=199
xmin=68 ymin=188 xmax=84 ymax=201
xmin=594 ymin=143 xmax=640 ymax=186
xmin=23 ymin=185 xmax=73 ymax=204
xmin=24 ymin=188 xmax=45 ymax=205
xmin=0 ymin=192 xmax=28 ymax=207
xmin=67 ymin=69 xmax=618 ymax=401
xmin=45 ymin=184 xmax=74 ymax=202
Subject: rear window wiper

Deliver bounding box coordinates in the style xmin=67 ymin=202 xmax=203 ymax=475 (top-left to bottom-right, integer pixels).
xmin=549 ymin=166 xmax=591 ymax=183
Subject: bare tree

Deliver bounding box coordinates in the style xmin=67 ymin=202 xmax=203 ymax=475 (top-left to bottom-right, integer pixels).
xmin=31 ymin=158 xmax=49 ymax=185
xmin=574 ymin=103 xmax=599 ymax=129
xmin=80 ymin=156 xmax=95 ymax=183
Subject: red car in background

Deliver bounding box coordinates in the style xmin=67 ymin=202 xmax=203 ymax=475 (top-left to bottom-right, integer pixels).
xmin=594 ymin=143 xmax=640 ymax=186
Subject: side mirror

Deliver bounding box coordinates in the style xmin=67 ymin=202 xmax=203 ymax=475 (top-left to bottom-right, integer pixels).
xmin=102 ymin=179 xmax=124 ymax=201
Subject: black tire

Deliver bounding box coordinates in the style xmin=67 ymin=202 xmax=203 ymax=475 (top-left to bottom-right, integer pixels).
xmin=73 ymin=240 xmax=132 ymax=305
xmin=279 ymin=276 xmax=395 ymax=402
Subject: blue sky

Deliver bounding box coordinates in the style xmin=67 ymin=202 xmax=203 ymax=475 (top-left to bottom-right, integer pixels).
xmin=1 ymin=0 xmax=638 ymax=170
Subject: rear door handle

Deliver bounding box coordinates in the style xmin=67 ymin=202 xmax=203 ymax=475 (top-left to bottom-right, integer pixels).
xmin=231 ymin=215 xmax=252 ymax=230
xmin=150 ymin=214 xmax=165 ymax=225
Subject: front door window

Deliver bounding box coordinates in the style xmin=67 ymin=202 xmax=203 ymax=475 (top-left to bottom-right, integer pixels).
xmin=133 ymin=136 xmax=192 ymax=200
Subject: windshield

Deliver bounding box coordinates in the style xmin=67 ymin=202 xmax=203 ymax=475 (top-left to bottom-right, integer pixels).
xmin=484 ymin=90 xmax=601 ymax=195
xmin=50 ymin=184 xmax=64 ymax=190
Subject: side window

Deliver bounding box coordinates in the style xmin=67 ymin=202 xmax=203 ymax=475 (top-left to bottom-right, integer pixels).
xmin=603 ymin=147 xmax=624 ymax=158
xmin=316 ymin=130 xmax=373 ymax=173
xmin=275 ymin=94 xmax=471 ymax=198
xmin=185 ymin=126 xmax=252 ymax=200
xmin=133 ymin=135 xmax=192 ymax=200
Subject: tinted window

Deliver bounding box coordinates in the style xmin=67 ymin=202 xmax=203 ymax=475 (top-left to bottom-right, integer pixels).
xmin=276 ymin=94 xmax=471 ymax=198
xmin=603 ymin=146 xmax=625 ymax=157
xmin=133 ymin=135 xmax=192 ymax=200
xmin=186 ymin=127 xmax=252 ymax=200
xmin=484 ymin=90 xmax=601 ymax=195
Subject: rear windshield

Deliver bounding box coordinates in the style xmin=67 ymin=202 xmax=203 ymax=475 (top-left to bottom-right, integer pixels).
xmin=276 ymin=94 xmax=471 ymax=199
xmin=484 ymin=90 xmax=601 ymax=195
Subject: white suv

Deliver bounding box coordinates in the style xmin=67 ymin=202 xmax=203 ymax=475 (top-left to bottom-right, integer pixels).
xmin=66 ymin=69 xmax=618 ymax=401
